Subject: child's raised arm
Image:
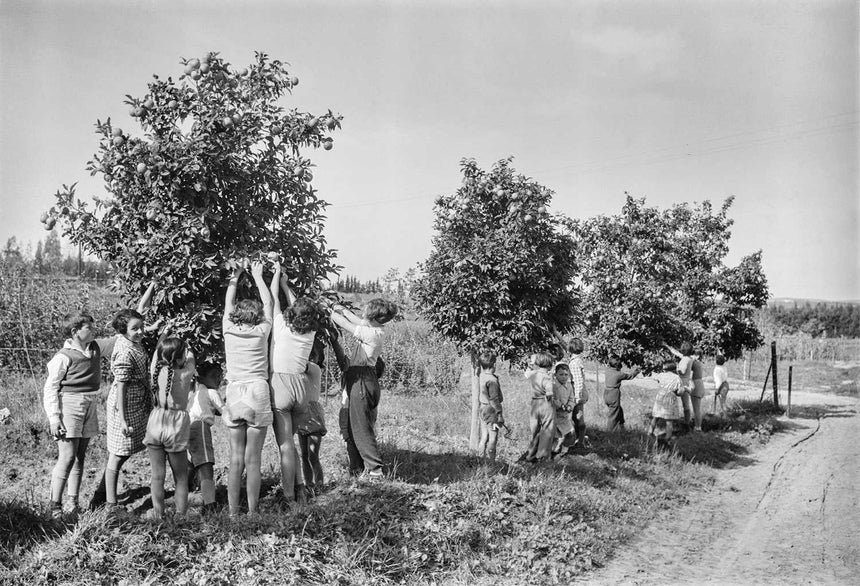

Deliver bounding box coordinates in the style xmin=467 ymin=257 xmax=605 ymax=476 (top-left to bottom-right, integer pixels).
xmin=224 ymin=266 xmax=243 ymax=317
xmin=328 ymin=327 xmax=351 ymax=373
xmin=279 ymin=272 xmax=298 ymax=308
xmin=250 ymin=261 xmax=273 ymax=321
xmin=330 ymin=303 xmax=362 ymax=335
xmin=136 ymin=281 xmax=157 ymax=314
xmin=269 ymin=261 xmax=283 ymax=316
xmin=663 ymin=343 xmax=682 ymax=359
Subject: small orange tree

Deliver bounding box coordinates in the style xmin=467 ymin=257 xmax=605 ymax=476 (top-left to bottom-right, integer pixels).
xmin=414 ymin=158 xmax=578 ymax=449
xmin=568 ymin=195 xmax=768 ymax=367
xmin=44 ymin=53 xmax=341 ymax=361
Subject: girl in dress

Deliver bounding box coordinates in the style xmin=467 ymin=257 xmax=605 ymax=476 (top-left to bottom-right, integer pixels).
xmin=104 ymin=308 xmax=151 ymax=509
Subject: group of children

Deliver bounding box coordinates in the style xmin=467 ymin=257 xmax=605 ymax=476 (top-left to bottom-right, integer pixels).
xmin=474 ymin=338 xmax=732 ymax=462
xmin=43 ymin=259 xmax=398 ymax=518
xmin=475 ymin=338 xmax=591 ymax=463
xmin=44 ymin=266 xmax=734 ymax=515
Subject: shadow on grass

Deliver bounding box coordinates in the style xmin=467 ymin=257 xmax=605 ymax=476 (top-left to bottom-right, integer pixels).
xmin=384 ymin=445 xmax=493 ymax=485
xmin=0 ymin=499 xmax=65 ymax=567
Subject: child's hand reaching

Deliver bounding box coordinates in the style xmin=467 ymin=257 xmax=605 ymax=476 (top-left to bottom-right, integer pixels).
xmin=250 ymin=261 xmax=264 ymax=278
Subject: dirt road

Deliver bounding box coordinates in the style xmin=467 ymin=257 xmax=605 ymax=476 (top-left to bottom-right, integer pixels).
xmin=587 ymin=390 xmax=860 ymax=585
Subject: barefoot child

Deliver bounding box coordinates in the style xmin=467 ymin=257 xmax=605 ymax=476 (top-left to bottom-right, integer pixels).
xmin=222 ymin=261 xmax=273 ymax=516
xmin=43 ymin=312 xmax=109 ymax=516
xmin=522 ymin=352 xmax=556 ymax=462
xmin=330 ymin=298 xmax=398 ymax=479
xmin=477 ymin=350 xmax=504 ymax=461
xmin=713 ymin=354 xmax=729 ymax=417
xmin=603 ymin=356 xmax=641 ymax=432
xmin=649 ymin=360 xmax=683 ymax=446
xmin=187 ymin=362 xmax=225 ymax=512
xmin=144 ymin=337 xmax=195 ymax=519
xmin=296 ymin=337 xmax=328 ymax=496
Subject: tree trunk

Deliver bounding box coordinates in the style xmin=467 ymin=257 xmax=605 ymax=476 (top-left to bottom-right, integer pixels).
xmin=469 ymin=352 xmax=480 ymax=451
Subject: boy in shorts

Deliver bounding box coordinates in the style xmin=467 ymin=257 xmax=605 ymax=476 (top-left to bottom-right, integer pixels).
xmin=43 ymin=312 xmax=106 ymax=516
xmin=477 ymin=350 xmax=504 ymax=461
xmin=187 ymin=362 xmax=225 ymax=512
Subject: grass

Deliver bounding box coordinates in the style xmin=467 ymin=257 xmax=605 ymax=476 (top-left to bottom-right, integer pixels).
xmin=0 ymin=362 xmax=810 ymax=585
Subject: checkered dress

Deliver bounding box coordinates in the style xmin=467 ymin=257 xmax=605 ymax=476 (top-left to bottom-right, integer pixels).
xmin=106 ymin=336 xmax=152 ymax=455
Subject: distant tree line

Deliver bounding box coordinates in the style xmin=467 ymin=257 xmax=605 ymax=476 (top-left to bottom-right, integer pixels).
xmin=764 ymin=302 xmax=860 ymax=338
xmin=334 ymin=274 xmax=382 ymax=294
xmin=2 ymin=231 xmax=110 ymax=280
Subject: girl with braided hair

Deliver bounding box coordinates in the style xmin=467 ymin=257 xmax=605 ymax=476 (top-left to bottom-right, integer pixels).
xmin=143 ymin=336 xmax=196 ymax=520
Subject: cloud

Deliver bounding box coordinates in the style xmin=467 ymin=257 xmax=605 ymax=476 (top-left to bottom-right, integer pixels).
xmin=579 ymin=26 xmax=685 ymax=79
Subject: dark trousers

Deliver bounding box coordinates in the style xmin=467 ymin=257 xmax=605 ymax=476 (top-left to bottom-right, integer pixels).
xmin=340 ymin=366 xmax=383 ymax=474
xmin=572 ymin=403 xmax=586 ymax=442
xmin=604 ymin=388 xmax=625 ymax=432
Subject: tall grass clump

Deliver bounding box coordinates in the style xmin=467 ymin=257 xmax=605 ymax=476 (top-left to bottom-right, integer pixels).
xmin=339 ymin=320 xmax=465 ymax=396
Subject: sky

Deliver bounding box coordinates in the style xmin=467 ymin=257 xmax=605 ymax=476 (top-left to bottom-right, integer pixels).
xmin=1 ymin=0 xmax=858 ymax=300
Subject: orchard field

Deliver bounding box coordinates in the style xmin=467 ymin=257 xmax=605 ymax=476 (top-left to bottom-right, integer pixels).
xmin=1 ymin=272 xmax=858 ymax=584
xmin=2 ymin=51 xmax=858 ymax=584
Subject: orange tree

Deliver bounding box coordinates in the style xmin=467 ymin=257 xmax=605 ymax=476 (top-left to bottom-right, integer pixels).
xmin=413 ymin=158 xmax=578 ymax=449
xmin=44 ymin=52 xmax=341 ymax=361
xmin=567 ymin=195 xmax=768 ymax=368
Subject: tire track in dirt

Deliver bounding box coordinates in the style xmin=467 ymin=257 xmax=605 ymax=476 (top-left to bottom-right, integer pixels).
xmin=585 ymin=393 xmax=859 ymax=586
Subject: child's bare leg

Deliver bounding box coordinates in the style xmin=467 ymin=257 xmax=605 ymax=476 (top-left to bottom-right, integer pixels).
xmin=244 ymin=426 xmax=267 ymax=513
xmin=227 ymin=426 xmax=247 ymax=515
xmin=272 ymin=411 xmax=299 ymax=500
xmin=148 ymin=447 xmax=167 ymax=519
xmin=299 ymin=435 xmax=313 ymax=490
xmin=105 ymin=453 xmax=130 ymax=505
xmin=197 ymin=463 xmax=216 ymax=505
xmin=477 ymin=421 xmax=489 ymax=458
xmin=167 ymin=451 xmax=189 ymax=515
xmin=691 ymin=396 xmax=703 ymax=430
xmin=50 ymin=438 xmax=78 ymax=505
xmin=486 ymin=427 xmax=498 ymax=461
xmin=67 ymin=438 xmax=89 ymax=507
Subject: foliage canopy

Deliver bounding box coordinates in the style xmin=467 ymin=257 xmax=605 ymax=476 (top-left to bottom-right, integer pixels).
xmin=45 ymin=52 xmax=341 ymax=360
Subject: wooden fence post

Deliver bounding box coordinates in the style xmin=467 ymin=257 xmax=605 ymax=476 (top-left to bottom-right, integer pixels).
xmin=771 ymin=341 xmax=779 ymax=408
xmin=759 ymin=362 xmax=772 ymax=402
xmin=787 ymin=365 xmax=793 ymax=418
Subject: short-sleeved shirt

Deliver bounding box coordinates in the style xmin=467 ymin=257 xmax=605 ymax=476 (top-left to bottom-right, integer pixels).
xmin=223 ymin=316 xmax=272 ymax=382
xmin=188 ymin=383 xmax=223 ymax=425
xmin=713 ymin=365 xmax=728 ymax=389
xmin=350 ymin=321 xmax=385 ymax=367
xmin=651 ymin=372 xmax=682 ymax=419
xmin=270 ymin=314 xmax=315 ymax=374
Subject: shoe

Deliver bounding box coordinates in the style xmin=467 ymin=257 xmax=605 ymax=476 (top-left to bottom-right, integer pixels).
xmin=365 ymin=469 xmax=384 ymax=482
xmin=49 ymin=502 xmax=63 ymax=519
